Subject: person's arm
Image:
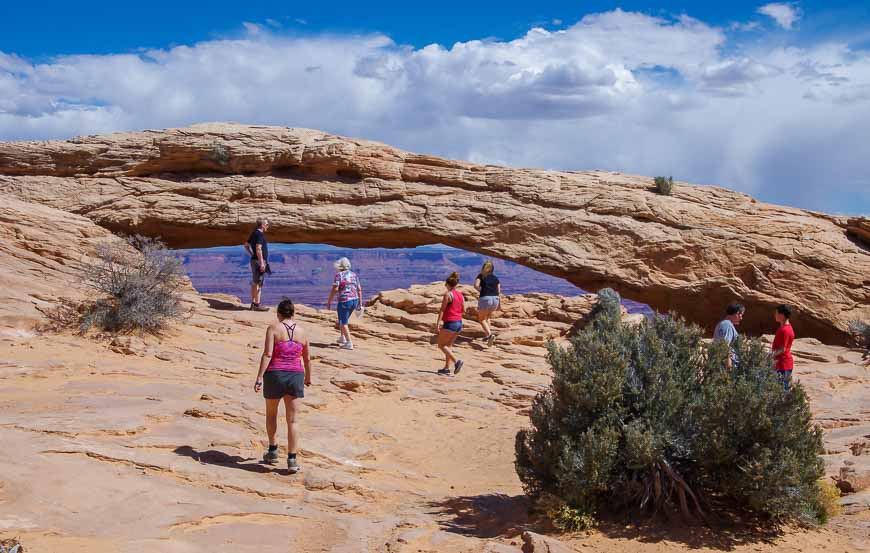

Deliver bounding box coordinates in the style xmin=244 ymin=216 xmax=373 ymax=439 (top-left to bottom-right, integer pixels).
xmin=435 ymin=293 xmax=450 ymax=332
xmin=772 ymin=329 xmax=784 ymax=358
xmin=254 ymin=325 xmax=275 ymax=392
xmin=474 ymin=276 xmax=482 ymax=292
xmin=327 ymin=285 xmax=338 ymax=310
xmin=495 ymin=282 xmax=502 ymax=311
xmin=356 ymin=276 xmax=363 ymax=308
xmin=244 ymin=241 xmax=253 ymax=257
xmin=255 ymin=243 xmax=265 ymax=271
xmin=302 ymin=336 xmax=312 ymax=387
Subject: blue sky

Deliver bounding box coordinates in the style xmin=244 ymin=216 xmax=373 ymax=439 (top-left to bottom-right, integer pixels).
xmin=1 ymin=1 xmax=869 ymax=214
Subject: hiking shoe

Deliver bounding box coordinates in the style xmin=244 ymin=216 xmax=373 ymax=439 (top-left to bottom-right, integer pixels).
xmin=340 ymin=341 xmax=354 ymax=350
xmin=453 ymin=360 xmax=464 ymax=375
xmin=262 ymin=448 xmax=279 ymax=465
xmin=337 ymin=335 xmax=347 ymax=345
xmin=486 ymin=333 xmax=497 ymax=346
xmin=437 ymin=367 xmax=451 ymax=376
xmin=287 ymin=457 xmax=300 ymax=474
xmin=250 ymin=303 xmax=269 ymax=312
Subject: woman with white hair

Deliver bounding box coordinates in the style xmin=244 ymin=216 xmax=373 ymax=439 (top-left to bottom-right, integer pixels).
xmin=326 ymin=257 xmax=362 ymax=350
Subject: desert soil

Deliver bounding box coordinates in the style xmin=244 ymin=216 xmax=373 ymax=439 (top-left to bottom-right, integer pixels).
xmin=0 ymin=285 xmax=868 ymax=553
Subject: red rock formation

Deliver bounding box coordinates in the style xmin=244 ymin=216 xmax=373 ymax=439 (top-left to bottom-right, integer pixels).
xmin=1 ymin=123 xmax=868 ymax=343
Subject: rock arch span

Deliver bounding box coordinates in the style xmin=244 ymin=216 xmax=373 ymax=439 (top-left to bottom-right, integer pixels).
xmin=1 ymin=123 xmax=868 ymax=344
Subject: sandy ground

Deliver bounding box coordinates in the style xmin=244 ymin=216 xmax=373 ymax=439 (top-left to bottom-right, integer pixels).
xmin=0 ymin=291 xmax=868 ymax=553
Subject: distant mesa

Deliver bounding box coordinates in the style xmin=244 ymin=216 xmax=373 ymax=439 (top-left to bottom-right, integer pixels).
xmin=1 ymin=122 xmax=867 ymax=343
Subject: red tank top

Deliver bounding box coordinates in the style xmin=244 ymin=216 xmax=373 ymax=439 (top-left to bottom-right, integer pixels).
xmin=443 ymin=289 xmax=464 ymax=322
xmin=267 ymin=322 xmax=304 ymax=372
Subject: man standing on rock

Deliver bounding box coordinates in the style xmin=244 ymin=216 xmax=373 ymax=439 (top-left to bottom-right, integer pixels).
xmin=244 ymin=217 xmax=271 ymax=311
xmin=713 ymin=302 xmax=744 ymax=369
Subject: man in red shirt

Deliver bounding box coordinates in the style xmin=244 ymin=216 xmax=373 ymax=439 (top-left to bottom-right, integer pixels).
xmin=772 ymin=304 xmax=795 ymax=389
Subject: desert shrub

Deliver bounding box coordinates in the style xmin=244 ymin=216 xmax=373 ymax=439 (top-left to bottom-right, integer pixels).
xmin=848 ymin=320 xmax=870 ymax=357
xmin=515 ymin=293 xmax=827 ymax=526
xmin=0 ymin=538 xmax=22 ymax=553
xmin=588 ymin=287 xmax=622 ymax=324
xmin=811 ymin=479 xmax=842 ymax=524
xmin=79 ymin=235 xmax=185 ymax=333
xmin=654 ymin=176 xmax=674 ymax=196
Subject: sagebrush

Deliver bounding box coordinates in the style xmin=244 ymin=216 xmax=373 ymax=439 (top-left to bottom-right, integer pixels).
xmin=849 ymin=320 xmax=870 ymax=358
xmin=515 ymin=290 xmax=829 ymax=526
xmin=79 ymin=235 xmax=185 ymax=333
xmin=654 ymin=176 xmax=674 ymax=195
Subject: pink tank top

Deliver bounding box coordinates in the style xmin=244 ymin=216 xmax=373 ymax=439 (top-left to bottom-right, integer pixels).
xmin=267 ymin=322 xmax=304 ymax=372
xmin=443 ymin=289 xmax=464 ymax=322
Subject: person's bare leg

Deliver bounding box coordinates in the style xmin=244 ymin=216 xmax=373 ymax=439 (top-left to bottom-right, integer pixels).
xmin=265 ymin=398 xmax=280 ymax=446
xmin=341 ymin=324 xmax=351 ymax=342
xmin=250 ymin=282 xmax=258 ymax=305
xmin=283 ymin=395 xmax=298 ymax=454
xmin=479 ymin=313 xmax=492 ymax=337
xmin=254 ymin=282 xmax=263 ymax=305
xmin=438 ymin=330 xmax=458 ymax=368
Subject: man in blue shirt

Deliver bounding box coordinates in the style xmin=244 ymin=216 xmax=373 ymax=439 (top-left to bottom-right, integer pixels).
xmin=713 ymin=303 xmax=745 ymax=369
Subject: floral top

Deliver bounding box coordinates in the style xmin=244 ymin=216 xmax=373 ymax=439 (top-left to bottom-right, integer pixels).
xmin=333 ymin=270 xmax=360 ymax=302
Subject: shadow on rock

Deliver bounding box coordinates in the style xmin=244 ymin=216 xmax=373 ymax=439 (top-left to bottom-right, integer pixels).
xmin=596 ymin=515 xmax=785 ymax=551
xmin=428 ymin=494 xmax=534 ymax=539
xmin=174 ymin=446 xmax=276 ymax=474
xmin=204 ymin=298 xmax=250 ymax=311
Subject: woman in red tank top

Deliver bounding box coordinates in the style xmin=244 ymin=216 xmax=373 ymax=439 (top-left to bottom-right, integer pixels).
xmin=434 ymin=272 xmax=465 ymax=376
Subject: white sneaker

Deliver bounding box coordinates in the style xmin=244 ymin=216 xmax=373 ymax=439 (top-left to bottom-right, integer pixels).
xmin=341 ymin=341 xmax=354 ymax=350
xmin=337 ymin=335 xmax=347 ymax=345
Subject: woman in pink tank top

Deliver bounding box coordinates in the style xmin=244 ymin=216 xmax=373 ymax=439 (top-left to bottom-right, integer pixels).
xmin=254 ymin=298 xmax=311 ymax=474
xmin=434 ymin=271 xmax=465 ymax=376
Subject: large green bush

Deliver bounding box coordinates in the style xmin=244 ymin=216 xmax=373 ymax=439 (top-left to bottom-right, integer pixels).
xmin=515 ymin=290 xmax=828 ymax=525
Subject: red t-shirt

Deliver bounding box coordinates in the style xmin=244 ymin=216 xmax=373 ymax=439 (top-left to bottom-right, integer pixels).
xmin=772 ymin=323 xmax=795 ymax=371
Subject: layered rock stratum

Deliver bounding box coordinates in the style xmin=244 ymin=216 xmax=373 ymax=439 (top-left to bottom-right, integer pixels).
xmin=0 ymin=123 xmax=868 ymax=343
xmin=0 ymin=189 xmax=868 ymax=552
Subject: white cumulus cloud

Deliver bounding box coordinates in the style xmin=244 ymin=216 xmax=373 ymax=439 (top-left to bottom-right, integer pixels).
xmin=0 ymin=9 xmax=868 ymax=214
xmin=757 ymin=3 xmax=802 ymax=30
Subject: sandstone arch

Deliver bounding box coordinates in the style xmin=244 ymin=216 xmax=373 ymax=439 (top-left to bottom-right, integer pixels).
xmin=1 ymin=123 xmax=868 ymax=344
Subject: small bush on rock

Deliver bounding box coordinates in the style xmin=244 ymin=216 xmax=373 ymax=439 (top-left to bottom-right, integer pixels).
xmin=79 ymin=235 xmax=185 ymax=333
xmin=848 ymin=320 xmax=870 ymax=358
xmin=654 ymin=176 xmax=674 ymax=195
xmin=515 ymin=291 xmax=828 ymax=526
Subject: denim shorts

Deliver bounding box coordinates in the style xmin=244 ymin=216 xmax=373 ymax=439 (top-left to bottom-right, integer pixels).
xmin=442 ymin=320 xmax=463 ymax=333
xmin=478 ymin=296 xmax=500 ymax=312
xmin=777 ymin=370 xmax=792 ymax=391
xmin=337 ymin=299 xmax=359 ymax=325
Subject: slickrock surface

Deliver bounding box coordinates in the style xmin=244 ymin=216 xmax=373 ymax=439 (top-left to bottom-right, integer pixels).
xmin=1 ymin=123 xmax=868 ymax=343
xmin=0 ymin=201 xmax=868 ymax=552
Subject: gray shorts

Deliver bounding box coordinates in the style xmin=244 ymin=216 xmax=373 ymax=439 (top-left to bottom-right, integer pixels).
xmin=263 ymin=370 xmax=305 ymax=399
xmin=478 ymin=296 xmax=500 ymax=312
xmin=250 ymin=258 xmax=265 ymax=285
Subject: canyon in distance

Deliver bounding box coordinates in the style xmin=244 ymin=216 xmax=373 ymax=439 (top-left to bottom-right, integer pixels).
xmin=181 ymin=243 xmax=655 ymax=316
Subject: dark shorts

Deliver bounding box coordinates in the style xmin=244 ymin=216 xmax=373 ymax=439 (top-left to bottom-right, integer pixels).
xmin=250 ymin=258 xmax=265 ymax=285
xmin=263 ymin=370 xmax=305 ymax=399
xmin=337 ymin=299 xmax=359 ymax=325
xmin=442 ymin=320 xmax=463 ymax=333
